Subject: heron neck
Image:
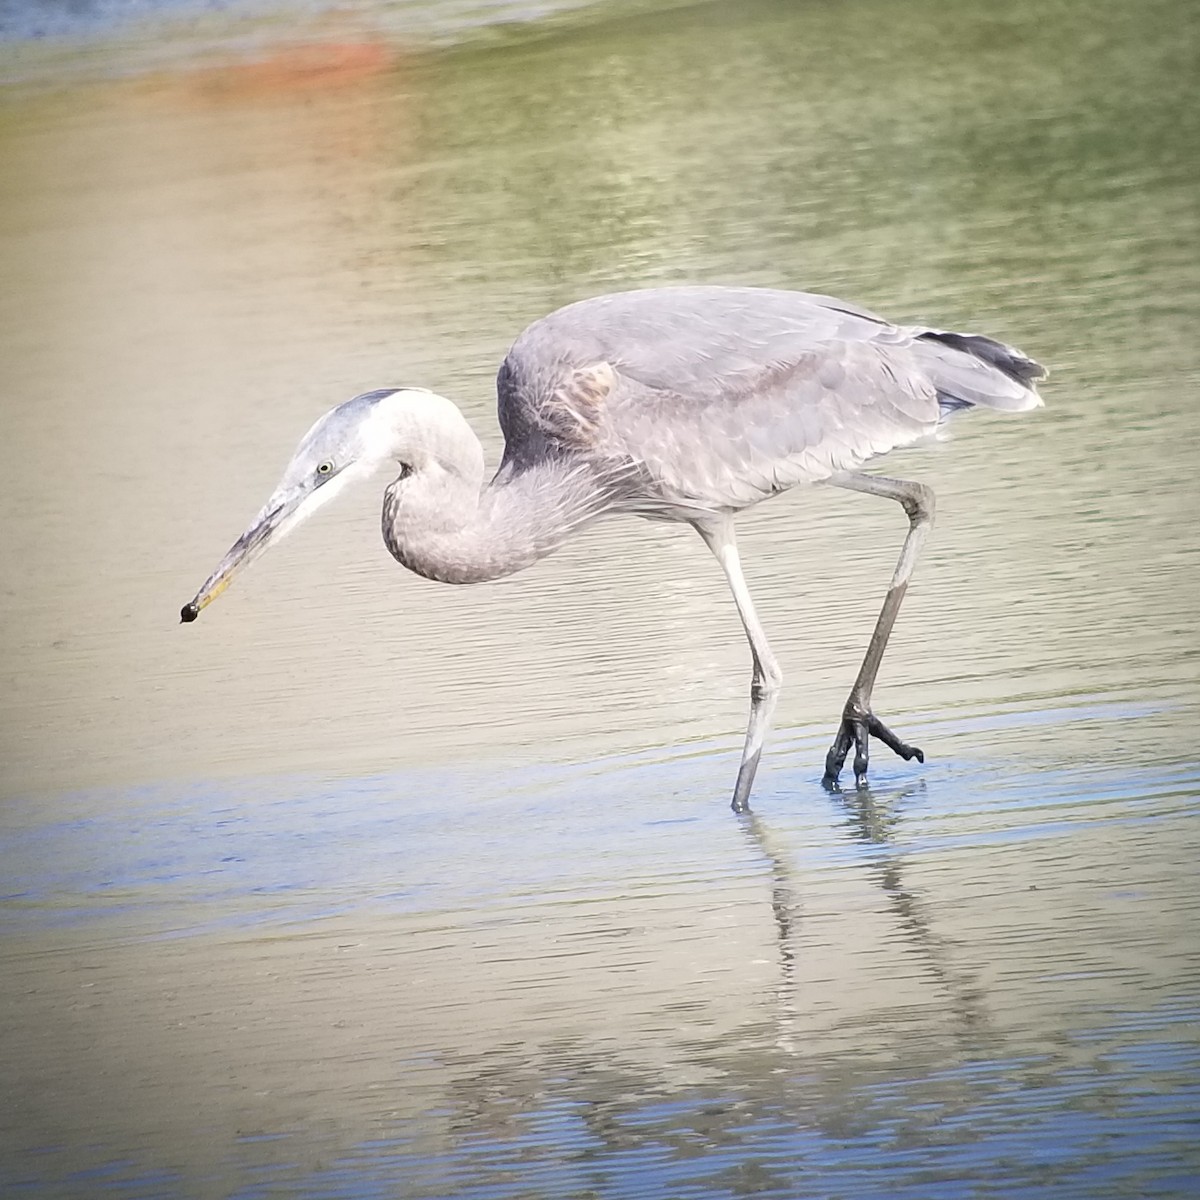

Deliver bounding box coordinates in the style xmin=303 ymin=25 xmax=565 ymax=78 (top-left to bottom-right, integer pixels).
xmin=382 ymin=459 xmax=610 ymax=585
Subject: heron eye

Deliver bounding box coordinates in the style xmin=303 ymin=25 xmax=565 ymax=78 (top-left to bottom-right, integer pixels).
xmin=316 ymin=460 xmax=334 ymax=476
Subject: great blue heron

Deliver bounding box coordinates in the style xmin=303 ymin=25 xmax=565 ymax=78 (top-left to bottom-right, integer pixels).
xmin=182 ymin=286 xmax=1044 ymax=811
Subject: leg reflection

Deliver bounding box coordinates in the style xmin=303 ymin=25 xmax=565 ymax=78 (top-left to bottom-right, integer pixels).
xmin=837 ymin=782 xmax=992 ymax=1041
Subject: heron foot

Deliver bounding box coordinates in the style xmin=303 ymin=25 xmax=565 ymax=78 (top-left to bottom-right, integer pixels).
xmin=822 ymin=708 xmax=923 ymax=791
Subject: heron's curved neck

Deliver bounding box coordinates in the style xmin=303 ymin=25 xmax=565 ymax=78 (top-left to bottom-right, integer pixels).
xmin=382 ymin=446 xmax=609 ymax=586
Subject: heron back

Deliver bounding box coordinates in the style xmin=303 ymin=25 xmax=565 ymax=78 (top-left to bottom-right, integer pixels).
xmin=495 ymin=286 xmax=1044 ymax=516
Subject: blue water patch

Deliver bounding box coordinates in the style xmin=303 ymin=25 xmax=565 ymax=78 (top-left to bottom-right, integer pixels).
xmin=0 ymin=0 xmax=603 ymax=46
xmin=0 ymin=0 xmax=260 ymax=41
xmin=3 ymin=701 xmax=1198 ymax=1199
xmin=208 ymin=1009 xmax=1200 ymax=1199
xmin=2 ymin=696 xmax=1197 ymax=940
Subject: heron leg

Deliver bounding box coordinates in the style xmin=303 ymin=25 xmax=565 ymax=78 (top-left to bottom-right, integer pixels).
xmin=823 ymin=473 xmax=935 ymax=790
xmin=695 ymin=519 xmax=782 ymax=813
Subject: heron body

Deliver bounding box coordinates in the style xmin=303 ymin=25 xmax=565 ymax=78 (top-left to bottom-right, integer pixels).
xmin=183 ymin=286 xmax=1045 ymax=810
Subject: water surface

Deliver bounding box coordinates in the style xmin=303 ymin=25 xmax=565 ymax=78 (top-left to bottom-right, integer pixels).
xmin=1 ymin=0 xmax=1198 ymax=1195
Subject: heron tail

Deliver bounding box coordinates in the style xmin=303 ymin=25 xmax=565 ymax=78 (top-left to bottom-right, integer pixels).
xmin=914 ymin=328 xmax=1047 ymax=415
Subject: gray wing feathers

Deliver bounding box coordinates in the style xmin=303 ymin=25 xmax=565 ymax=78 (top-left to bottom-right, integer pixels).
xmin=603 ymin=341 xmax=939 ymax=510
xmin=497 ymin=286 xmax=1044 ymax=514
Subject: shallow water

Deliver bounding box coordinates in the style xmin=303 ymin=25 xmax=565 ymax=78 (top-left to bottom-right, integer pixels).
xmin=2 ymin=0 xmax=1199 ymax=1195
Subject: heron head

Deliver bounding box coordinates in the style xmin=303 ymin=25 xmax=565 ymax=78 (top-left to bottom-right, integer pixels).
xmin=181 ymin=387 xmax=440 ymax=621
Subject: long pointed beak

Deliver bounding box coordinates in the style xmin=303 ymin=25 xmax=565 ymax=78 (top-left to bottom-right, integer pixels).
xmin=180 ymin=499 xmax=291 ymax=623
